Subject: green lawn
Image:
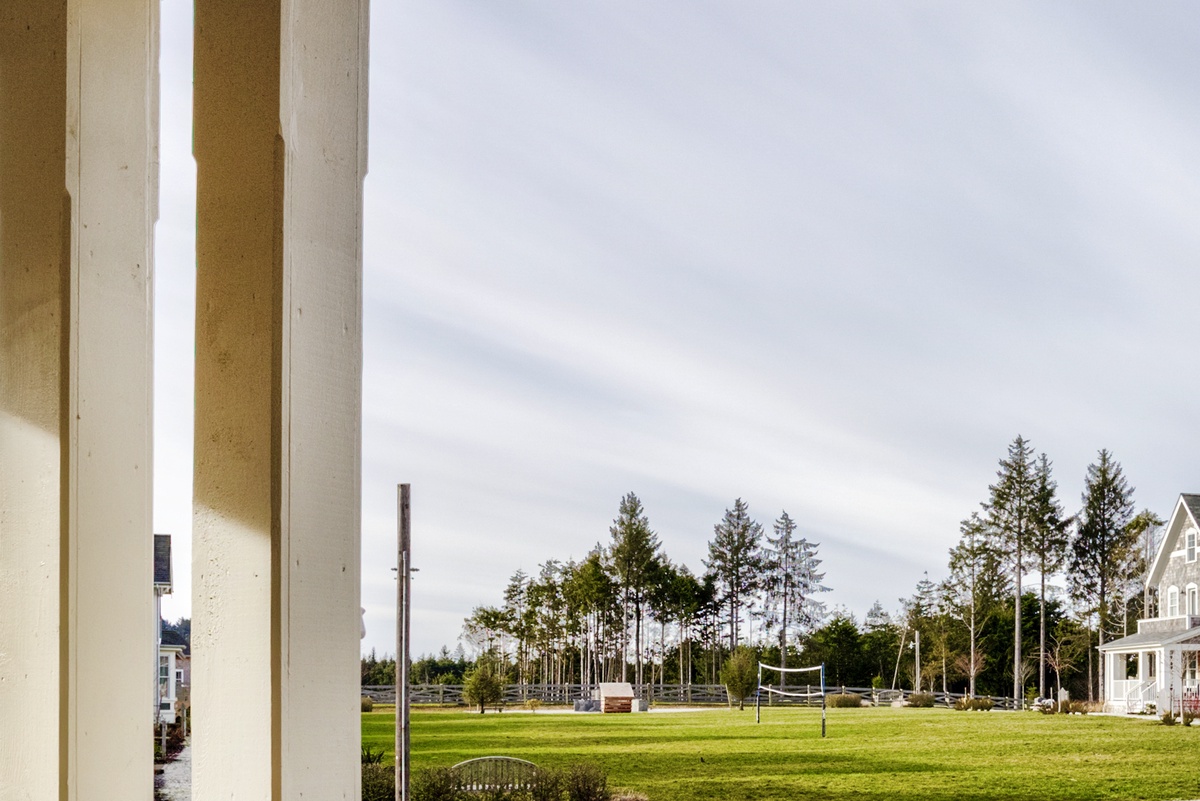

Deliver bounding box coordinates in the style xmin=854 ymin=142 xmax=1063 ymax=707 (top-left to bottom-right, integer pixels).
xmin=364 ymin=706 xmax=1200 ymax=801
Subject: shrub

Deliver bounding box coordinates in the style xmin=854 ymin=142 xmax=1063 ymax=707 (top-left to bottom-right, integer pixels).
xmin=907 ymin=693 xmax=935 ymax=708
xmin=827 ymin=693 xmax=862 ymax=708
xmin=1067 ymin=700 xmax=1090 ymax=715
xmin=1184 ymin=710 xmax=1196 ymax=726
xmin=362 ymin=744 xmax=387 ymax=764
xmin=531 ymin=767 xmax=565 ymax=801
xmin=411 ymin=766 xmax=461 ymax=801
xmin=524 ymin=698 xmax=543 ymax=713
xmin=954 ymin=697 xmax=993 ymax=711
xmin=363 ymin=764 xmax=397 ymax=801
xmin=564 ymin=762 xmax=610 ymax=801
xmin=720 ymin=647 xmax=758 ymax=711
xmin=463 ymin=658 xmax=506 ymax=714
xmin=1161 ymin=711 xmax=1177 ymax=726
xmin=362 ymin=695 xmax=374 ymax=712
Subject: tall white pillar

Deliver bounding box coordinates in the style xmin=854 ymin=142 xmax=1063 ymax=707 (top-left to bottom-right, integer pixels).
xmin=0 ymin=2 xmax=158 ymax=799
xmin=191 ymin=1 xmax=368 ymax=797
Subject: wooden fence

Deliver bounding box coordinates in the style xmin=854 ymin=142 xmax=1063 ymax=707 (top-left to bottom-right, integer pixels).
xmin=362 ymin=683 xmax=1021 ymax=710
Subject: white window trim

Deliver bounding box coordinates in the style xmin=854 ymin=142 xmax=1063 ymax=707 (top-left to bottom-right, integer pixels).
xmin=1168 ymin=586 xmax=1180 ymax=618
xmin=1189 ymin=528 xmax=1197 ymax=563
xmin=1188 ymin=584 xmax=1198 ymax=617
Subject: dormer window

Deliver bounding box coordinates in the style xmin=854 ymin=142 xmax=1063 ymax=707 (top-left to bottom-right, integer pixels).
xmin=1168 ymin=586 xmax=1180 ymax=618
xmin=1189 ymin=528 xmax=1197 ymax=563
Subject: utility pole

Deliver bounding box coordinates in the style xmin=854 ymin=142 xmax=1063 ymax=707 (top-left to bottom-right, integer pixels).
xmin=914 ymin=629 xmax=921 ymax=692
xmin=397 ymin=484 xmax=411 ymax=801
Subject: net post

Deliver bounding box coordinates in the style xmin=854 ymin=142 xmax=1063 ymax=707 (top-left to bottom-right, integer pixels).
xmin=756 ymin=663 xmax=762 ymax=723
xmin=820 ymin=663 xmax=827 ymax=738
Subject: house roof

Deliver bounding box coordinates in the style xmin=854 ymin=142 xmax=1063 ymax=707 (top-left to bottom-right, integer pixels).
xmin=1147 ymin=495 xmax=1200 ymax=590
xmin=1100 ymin=625 xmax=1200 ymax=652
xmin=154 ymin=533 xmax=172 ymax=588
xmin=161 ymin=629 xmax=187 ymax=648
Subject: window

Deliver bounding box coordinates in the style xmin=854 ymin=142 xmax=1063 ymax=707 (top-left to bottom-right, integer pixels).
xmin=1189 ymin=528 xmax=1197 ymax=563
xmin=1189 ymin=585 xmax=1198 ymax=617
xmin=1168 ymin=586 xmax=1180 ymax=617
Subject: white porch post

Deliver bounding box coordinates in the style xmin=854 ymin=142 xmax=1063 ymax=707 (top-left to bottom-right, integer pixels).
xmin=0 ymin=2 xmax=158 ymax=799
xmin=191 ymin=1 xmax=368 ymax=798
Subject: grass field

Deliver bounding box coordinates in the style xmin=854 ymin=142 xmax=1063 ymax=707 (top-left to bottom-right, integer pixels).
xmin=363 ymin=706 xmax=1200 ymax=801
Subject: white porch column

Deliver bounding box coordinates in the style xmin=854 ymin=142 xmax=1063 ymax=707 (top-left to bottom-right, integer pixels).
xmin=191 ymin=1 xmax=368 ymax=798
xmin=0 ymin=2 xmax=158 ymax=799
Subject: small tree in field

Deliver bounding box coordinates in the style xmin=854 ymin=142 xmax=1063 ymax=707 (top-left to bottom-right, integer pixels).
xmin=721 ymin=646 xmax=759 ymax=710
xmin=463 ymin=657 xmax=505 ymax=714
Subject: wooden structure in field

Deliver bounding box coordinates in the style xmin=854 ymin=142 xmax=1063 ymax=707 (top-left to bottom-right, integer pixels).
xmin=598 ymin=682 xmax=635 ymax=713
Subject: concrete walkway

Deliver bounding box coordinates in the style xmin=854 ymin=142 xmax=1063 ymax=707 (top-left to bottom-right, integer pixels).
xmin=156 ymin=739 xmax=191 ymax=801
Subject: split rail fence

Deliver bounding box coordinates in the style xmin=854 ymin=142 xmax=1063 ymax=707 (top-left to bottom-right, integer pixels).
xmin=362 ymin=684 xmax=1022 ymax=710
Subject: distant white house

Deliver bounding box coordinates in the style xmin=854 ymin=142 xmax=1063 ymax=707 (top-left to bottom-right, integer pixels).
xmin=154 ymin=534 xmax=187 ymax=725
xmin=1099 ymin=495 xmax=1200 ymax=715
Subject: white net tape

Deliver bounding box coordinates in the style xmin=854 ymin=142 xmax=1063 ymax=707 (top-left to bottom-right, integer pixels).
xmin=757 ymin=662 xmax=822 ymax=676
xmin=758 ymin=685 xmax=824 ymax=699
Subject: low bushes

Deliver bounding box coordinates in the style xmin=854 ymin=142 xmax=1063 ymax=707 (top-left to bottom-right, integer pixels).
xmin=907 ymin=693 xmax=935 ymax=708
xmin=1039 ymin=700 xmax=1089 ymax=715
xmin=562 ymin=763 xmax=610 ymax=801
xmin=362 ymin=695 xmax=374 ymax=712
xmin=363 ymin=763 xmax=398 ymax=801
xmin=827 ymin=693 xmax=863 ymax=708
xmin=367 ymin=762 xmax=614 ymax=801
xmin=954 ymin=697 xmax=993 ymax=711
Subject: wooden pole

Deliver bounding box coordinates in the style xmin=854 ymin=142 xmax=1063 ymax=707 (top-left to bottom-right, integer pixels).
xmin=397 ymin=484 xmax=411 ymax=801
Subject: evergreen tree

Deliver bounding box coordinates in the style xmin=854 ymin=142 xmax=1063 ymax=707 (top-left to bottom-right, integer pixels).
xmin=762 ymin=510 xmax=829 ymax=682
xmin=805 ymin=613 xmax=862 ymax=687
xmin=1028 ymin=453 xmax=1070 ymax=698
xmin=719 ymin=646 xmax=759 ymax=710
xmin=861 ymin=602 xmax=900 ymax=689
xmin=704 ymin=499 xmax=765 ymax=650
xmin=1125 ymin=510 xmax=1165 ymax=624
xmin=563 ymin=548 xmax=619 ymax=686
xmin=947 ymin=512 xmax=1007 ymax=697
xmin=904 ymin=573 xmax=938 ymax=691
xmin=984 ymin=435 xmax=1037 ymax=701
xmin=463 ymin=656 xmax=505 ymax=714
xmin=609 ymin=492 xmax=661 ymax=686
xmin=1069 ymin=449 xmax=1135 ymax=702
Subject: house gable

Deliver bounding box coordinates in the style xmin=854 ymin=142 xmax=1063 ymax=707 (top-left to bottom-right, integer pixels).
xmin=1148 ymin=494 xmax=1200 ymax=593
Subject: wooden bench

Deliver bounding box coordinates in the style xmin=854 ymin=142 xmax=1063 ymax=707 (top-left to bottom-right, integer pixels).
xmin=451 ymin=756 xmax=539 ymax=793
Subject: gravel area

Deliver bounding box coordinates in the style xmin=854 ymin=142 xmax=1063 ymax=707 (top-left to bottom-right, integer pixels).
xmin=155 ymin=739 xmax=191 ymax=801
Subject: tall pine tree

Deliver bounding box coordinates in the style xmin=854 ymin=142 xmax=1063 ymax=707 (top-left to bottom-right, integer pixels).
xmin=947 ymin=511 xmax=1007 ymax=697
xmin=985 ymin=435 xmax=1037 ymax=701
xmin=762 ymin=510 xmax=829 ymax=681
xmin=1028 ymin=453 xmax=1070 ymax=699
xmin=609 ymin=492 xmax=661 ymax=686
xmin=1069 ymin=449 xmax=1135 ymax=703
xmin=704 ymin=498 xmax=765 ymax=650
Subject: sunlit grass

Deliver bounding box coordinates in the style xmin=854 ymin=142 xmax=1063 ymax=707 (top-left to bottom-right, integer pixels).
xmin=363 ymin=706 xmax=1200 ymax=800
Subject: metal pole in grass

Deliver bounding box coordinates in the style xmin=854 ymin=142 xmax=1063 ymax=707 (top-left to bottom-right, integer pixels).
xmin=756 ymin=663 xmax=762 ymax=723
xmin=397 ymin=484 xmax=412 ymax=801
xmin=820 ymin=663 xmax=826 ymax=738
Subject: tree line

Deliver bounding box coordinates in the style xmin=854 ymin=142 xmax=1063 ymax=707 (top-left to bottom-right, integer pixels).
xmin=370 ymin=437 xmax=1162 ymax=703
xmin=456 ymin=493 xmax=830 ymax=693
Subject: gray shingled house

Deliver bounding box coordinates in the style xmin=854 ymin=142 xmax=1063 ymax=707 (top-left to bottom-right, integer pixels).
xmin=1100 ymin=494 xmax=1200 ymax=715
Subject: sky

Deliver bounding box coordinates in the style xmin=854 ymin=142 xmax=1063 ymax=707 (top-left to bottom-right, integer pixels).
xmin=154 ymin=2 xmax=1200 ymax=659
